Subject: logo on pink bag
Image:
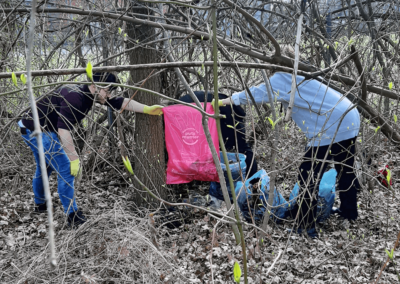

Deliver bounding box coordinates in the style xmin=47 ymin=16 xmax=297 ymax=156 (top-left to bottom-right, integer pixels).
xmin=182 ymin=128 xmax=199 ymax=145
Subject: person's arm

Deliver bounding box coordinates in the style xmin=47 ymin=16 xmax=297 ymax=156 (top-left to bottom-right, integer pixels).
xmin=56 ymin=91 xmax=81 ymax=162
xmin=220 ymin=84 xmax=271 ymax=106
xmin=121 ymin=98 xmax=146 ymax=112
xmin=58 ymin=128 xmax=79 ymax=161
xmin=120 ymin=98 xmax=163 ymax=115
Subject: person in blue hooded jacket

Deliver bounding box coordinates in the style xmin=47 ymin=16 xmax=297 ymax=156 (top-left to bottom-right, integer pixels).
xmin=213 ymin=72 xmax=360 ymax=238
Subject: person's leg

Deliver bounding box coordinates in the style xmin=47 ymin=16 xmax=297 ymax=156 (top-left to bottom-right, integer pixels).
xmin=44 ymin=132 xmax=78 ymax=214
xmin=32 ymin=162 xmax=54 ymax=208
xmin=331 ymin=137 xmax=359 ymax=220
xmin=296 ymin=145 xmax=331 ymax=232
xmin=32 ymin=153 xmax=46 ymax=205
xmin=22 ymin=132 xmax=54 ymax=206
xmin=243 ymin=146 xmax=258 ymax=178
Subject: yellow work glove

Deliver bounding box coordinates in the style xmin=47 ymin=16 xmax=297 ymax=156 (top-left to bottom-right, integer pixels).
xmin=143 ymin=105 xmax=164 ymax=116
xmin=211 ymin=99 xmax=224 ymax=109
xmin=70 ymin=158 xmax=80 ymax=177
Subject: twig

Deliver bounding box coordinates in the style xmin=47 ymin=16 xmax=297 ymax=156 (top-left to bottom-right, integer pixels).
xmin=284 ymin=0 xmax=306 ymax=122
xmin=25 ymin=0 xmax=56 ymax=268
xmin=266 ymin=250 xmax=282 ymax=277
xmin=211 ymin=1 xmax=248 ymax=282
xmin=351 ymin=45 xmax=400 ymax=145
xmin=148 ymin=213 xmax=160 ymax=250
xmin=138 ymin=0 xmax=210 ymax=10
xmin=161 ymin=7 xmax=241 ymax=242
xmin=221 ymin=0 xmax=281 ymax=56
xmin=256 ymin=57 xmax=280 ymax=241
xmin=375 ymin=231 xmax=400 ymax=284
xmin=209 ymin=220 xmax=221 ymax=284
xmin=0 ymin=62 xmax=399 ymax=101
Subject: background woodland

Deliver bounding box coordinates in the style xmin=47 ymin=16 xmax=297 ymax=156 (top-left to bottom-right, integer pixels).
xmin=0 ymin=0 xmax=400 ymax=283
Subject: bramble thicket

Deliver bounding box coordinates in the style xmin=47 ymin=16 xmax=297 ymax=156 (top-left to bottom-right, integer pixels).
xmin=0 ymin=0 xmax=399 ymax=283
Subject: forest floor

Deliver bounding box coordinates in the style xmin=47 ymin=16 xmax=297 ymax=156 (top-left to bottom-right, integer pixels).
xmin=1 ymin=131 xmax=400 ymax=283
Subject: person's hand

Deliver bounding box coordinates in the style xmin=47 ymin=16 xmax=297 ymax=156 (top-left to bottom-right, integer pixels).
xmin=211 ymin=99 xmax=224 ymax=109
xmin=70 ymin=159 xmax=81 ymax=177
xmin=143 ymin=105 xmax=164 ymax=115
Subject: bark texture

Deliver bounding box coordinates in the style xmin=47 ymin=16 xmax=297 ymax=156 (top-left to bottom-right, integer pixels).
xmin=127 ymin=6 xmax=166 ymax=207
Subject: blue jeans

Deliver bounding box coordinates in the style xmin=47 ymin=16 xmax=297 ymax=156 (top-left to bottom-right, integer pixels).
xmin=21 ymin=129 xmax=78 ymax=214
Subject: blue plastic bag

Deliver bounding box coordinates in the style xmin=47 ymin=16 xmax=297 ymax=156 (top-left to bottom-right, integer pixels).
xmin=236 ymin=168 xmax=337 ymax=224
xmin=235 ymin=169 xmax=289 ymax=222
xmin=209 ymin=152 xmax=247 ymax=200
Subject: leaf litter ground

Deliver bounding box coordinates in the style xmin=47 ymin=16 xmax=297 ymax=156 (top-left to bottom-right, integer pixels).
xmin=0 ymin=137 xmax=399 ymax=283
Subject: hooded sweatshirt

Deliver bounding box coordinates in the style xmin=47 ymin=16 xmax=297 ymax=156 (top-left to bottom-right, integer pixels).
xmin=231 ymin=72 xmax=360 ymax=147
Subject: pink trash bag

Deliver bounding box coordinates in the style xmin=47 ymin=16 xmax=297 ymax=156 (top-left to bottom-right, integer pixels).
xmin=163 ymin=103 xmax=220 ymax=184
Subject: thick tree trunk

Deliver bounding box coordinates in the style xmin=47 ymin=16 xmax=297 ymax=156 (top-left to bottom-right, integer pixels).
xmin=127 ymin=6 xmax=166 ymax=207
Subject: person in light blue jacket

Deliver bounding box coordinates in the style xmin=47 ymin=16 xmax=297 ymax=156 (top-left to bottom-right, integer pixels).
xmin=214 ymin=72 xmax=360 ymax=238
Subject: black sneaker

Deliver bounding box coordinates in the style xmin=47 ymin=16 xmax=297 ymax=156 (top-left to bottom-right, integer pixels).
xmin=67 ymin=210 xmax=87 ymax=228
xmin=34 ymin=203 xmax=56 ymax=214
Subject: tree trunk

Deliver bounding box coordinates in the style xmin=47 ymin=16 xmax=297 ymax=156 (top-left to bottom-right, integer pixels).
xmin=127 ymin=6 xmax=166 ymax=207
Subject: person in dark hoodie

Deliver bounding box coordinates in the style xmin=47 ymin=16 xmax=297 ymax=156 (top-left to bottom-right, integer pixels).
xmin=19 ymin=72 xmax=163 ymax=227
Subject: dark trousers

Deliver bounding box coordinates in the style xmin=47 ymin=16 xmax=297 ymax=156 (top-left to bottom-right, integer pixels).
xmin=296 ymin=137 xmax=359 ymax=230
xmin=243 ymin=146 xmax=258 ymax=178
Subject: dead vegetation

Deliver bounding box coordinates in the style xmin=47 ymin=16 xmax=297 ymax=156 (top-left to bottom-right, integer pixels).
xmin=1 ymin=122 xmax=399 ymax=283
xmin=1 ymin=0 xmax=400 ymax=283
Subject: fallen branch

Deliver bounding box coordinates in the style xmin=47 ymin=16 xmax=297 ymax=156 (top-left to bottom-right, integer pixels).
xmin=1 ymin=61 xmax=398 ymax=101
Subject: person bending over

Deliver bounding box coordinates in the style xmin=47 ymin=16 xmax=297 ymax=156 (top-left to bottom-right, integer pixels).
xmin=19 ymin=72 xmax=163 ymax=227
xmin=213 ymin=72 xmax=360 ymax=238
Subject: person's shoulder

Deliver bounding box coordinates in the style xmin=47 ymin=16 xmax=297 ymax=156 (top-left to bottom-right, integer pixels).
xmin=273 ymin=71 xmax=290 ymax=76
xmin=272 ymin=72 xmax=291 ymax=79
xmin=270 ymin=72 xmax=293 ymax=86
xmin=60 ymin=85 xmax=87 ymax=106
xmin=59 ymin=85 xmax=85 ymax=96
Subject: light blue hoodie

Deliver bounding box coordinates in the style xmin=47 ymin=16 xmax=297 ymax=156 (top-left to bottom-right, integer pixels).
xmin=231 ymin=72 xmax=360 ymax=147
